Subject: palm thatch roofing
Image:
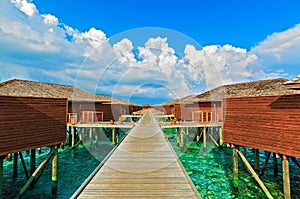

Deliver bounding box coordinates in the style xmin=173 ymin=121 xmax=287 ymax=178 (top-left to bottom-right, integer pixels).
xmin=163 ymin=78 xmax=300 ymax=105
xmin=0 ymin=79 xmax=134 ymax=105
xmin=283 ymin=75 xmax=300 ymax=89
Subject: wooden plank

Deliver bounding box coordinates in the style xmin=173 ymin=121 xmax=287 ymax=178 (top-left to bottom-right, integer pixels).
xmin=77 ymin=110 xmax=201 ymax=198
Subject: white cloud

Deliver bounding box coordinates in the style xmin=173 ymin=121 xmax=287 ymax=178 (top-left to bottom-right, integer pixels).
xmin=113 ymin=38 xmax=137 ymax=66
xmin=42 ymin=14 xmax=58 ymax=26
xmin=2 ymin=0 xmax=298 ymax=104
xmin=251 ymin=24 xmax=300 ymax=67
xmin=179 ymin=44 xmax=257 ymax=89
xmin=11 ymin=0 xmax=37 ymax=17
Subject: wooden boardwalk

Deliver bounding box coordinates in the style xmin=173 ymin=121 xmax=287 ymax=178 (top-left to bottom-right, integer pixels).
xmin=75 ymin=110 xmax=201 ymax=198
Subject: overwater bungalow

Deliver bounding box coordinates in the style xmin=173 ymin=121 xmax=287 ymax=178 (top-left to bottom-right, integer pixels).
xmin=221 ymin=77 xmax=300 ymax=199
xmin=0 ymin=79 xmax=140 ymax=123
xmin=162 ymin=78 xmax=300 ymax=123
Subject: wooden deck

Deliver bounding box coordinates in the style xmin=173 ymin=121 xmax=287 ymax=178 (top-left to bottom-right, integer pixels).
xmin=75 ymin=110 xmax=201 ymax=198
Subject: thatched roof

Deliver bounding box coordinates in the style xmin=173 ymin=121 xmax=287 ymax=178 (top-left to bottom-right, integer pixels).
xmin=163 ymin=78 xmax=300 ymax=105
xmin=161 ymin=94 xmax=197 ymax=106
xmin=0 ymin=79 xmax=132 ymax=104
xmin=283 ymin=75 xmax=300 ymax=89
xmin=133 ymin=108 xmax=164 ymax=115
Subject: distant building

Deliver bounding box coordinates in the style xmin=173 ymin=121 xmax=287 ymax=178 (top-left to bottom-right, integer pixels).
xmin=0 ymin=79 xmax=140 ymax=122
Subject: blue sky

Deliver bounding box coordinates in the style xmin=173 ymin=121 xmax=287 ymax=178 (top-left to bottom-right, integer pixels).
xmin=1 ymin=0 xmax=300 ymax=104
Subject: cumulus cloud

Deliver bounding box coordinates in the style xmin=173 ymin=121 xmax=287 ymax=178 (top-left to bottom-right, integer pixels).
xmin=1 ymin=0 xmax=296 ymax=104
xmin=11 ymin=0 xmax=37 ymax=17
xmin=179 ymin=44 xmax=257 ymax=89
xmin=42 ymin=14 xmax=58 ymax=26
xmin=113 ymin=38 xmax=137 ymax=66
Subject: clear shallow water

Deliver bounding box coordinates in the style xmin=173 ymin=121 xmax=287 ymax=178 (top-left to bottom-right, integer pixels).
xmin=2 ymin=128 xmax=300 ymax=198
xmin=164 ymin=128 xmax=300 ymax=199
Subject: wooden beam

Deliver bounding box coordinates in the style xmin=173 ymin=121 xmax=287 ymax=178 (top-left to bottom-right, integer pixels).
xmin=282 ymin=155 xmax=291 ymax=199
xmin=236 ymin=149 xmax=273 ymax=199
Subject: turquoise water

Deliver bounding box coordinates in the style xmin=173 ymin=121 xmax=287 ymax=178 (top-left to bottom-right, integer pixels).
xmin=2 ymin=128 xmax=300 ymax=198
xmin=164 ymin=128 xmax=300 ymax=199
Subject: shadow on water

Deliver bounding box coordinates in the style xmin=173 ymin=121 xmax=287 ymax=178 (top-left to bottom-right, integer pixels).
xmin=162 ymin=128 xmax=297 ymax=199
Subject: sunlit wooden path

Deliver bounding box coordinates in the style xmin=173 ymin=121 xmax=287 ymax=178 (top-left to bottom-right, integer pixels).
xmin=75 ymin=110 xmax=201 ymax=198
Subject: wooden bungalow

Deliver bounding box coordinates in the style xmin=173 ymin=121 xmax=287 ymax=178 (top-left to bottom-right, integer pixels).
xmin=221 ymin=77 xmax=300 ymax=199
xmin=162 ymin=78 xmax=300 ymax=123
xmin=0 ymin=95 xmax=67 ymax=197
xmin=0 ymin=79 xmax=140 ymax=123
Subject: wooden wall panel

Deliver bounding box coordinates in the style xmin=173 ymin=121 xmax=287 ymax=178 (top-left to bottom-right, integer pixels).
xmin=223 ymin=95 xmax=300 ymax=158
xmin=0 ymin=96 xmax=67 ymax=156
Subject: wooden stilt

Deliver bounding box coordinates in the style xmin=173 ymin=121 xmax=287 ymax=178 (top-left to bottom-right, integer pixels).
xmin=13 ymin=153 xmax=18 ymax=179
xmin=232 ymin=146 xmax=239 ymax=193
xmin=52 ymin=146 xmax=58 ymax=196
xmin=116 ymin=128 xmax=119 ymax=144
xmin=273 ymin=153 xmax=278 ymax=177
xmin=176 ymin=127 xmax=180 ymax=147
xmin=180 ymin=128 xmax=184 ymax=149
xmin=196 ymin=128 xmax=200 ymax=143
xmin=0 ymin=156 xmax=3 ymax=199
xmin=254 ymin=149 xmax=260 ymax=172
xmin=260 ymin=152 xmax=271 ymax=178
xmin=17 ymin=151 xmax=53 ymax=197
xmin=282 ymin=155 xmax=291 ymax=199
xmin=6 ymin=154 xmax=12 ymax=161
xmin=112 ymin=128 xmax=115 ymax=144
xmin=203 ymin=127 xmax=207 ymax=151
xmin=89 ymin=128 xmax=93 ymax=150
xmin=19 ymin=152 xmax=29 ymax=180
xmin=236 ymin=149 xmax=273 ymax=199
xmin=68 ymin=126 xmax=72 ymax=145
xmin=219 ymin=128 xmax=223 ymax=146
xmin=71 ymin=127 xmax=76 ymax=148
xmin=186 ymin=127 xmax=189 ymax=136
xmin=38 ymin=148 xmax=42 ymax=154
xmin=30 ymin=149 xmax=36 ymax=175
xmin=208 ymin=134 xmax=220 ymax=148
